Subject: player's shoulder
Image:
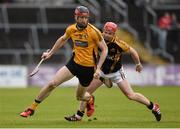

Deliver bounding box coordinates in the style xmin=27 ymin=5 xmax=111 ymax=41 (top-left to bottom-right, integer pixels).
xmin=88 ymin=23 xmax=101 ymax=33
xmin=66 ymin=23 xmax=77 ymax=31
xmin=114 ymin=36 xmax=130 ymax=51
xmin=88 ymin=23 xmax=102 ymax=41
xmin=115 ymin=36 xmax=128 ymax=46
xmin=65 ymin=23 xmax=78 ymax=35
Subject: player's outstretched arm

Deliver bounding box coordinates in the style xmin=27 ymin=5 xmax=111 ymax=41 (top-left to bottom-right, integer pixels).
xmin=129 ymin=47 xmax=143 ymax=73
xmin=42 ymin=33 xmax=69 ymax=60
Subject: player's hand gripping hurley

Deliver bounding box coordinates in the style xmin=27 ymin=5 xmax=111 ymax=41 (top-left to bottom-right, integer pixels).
xmin=29 ymin=49 xmax=50 ymax=77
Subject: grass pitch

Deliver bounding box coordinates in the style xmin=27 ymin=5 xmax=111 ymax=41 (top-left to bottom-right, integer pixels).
xmin=0 ymin=86 xmax=180 ymax=128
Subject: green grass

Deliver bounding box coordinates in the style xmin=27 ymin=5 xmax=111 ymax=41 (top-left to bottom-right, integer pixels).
xmin=0 ymin=86 xmax=180 ymax=128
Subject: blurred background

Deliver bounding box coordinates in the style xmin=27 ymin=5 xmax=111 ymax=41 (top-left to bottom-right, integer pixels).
xmin=0 ymin=0 xmax=180 ymax=87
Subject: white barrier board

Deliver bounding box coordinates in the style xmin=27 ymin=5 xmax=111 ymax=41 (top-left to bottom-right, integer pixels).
xmin=0 ymin=65 xmax=27 ymax=88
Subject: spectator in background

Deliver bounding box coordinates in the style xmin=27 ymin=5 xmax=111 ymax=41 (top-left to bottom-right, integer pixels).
xmin=171 ymin=13 xmax=180 ymax=28
xmin=158 ymin=12 xmax=172 ymax=29
xmin=150 ymin=12 xmax=174 ymax=62
xmin=169 ymin=13 xmax=180 ymax=53
xmin=157 ymin=12 xmax=172 ymax=53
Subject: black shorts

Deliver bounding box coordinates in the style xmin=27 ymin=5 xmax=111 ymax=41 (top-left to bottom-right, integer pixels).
xmin=66 ymin=58 xmax=95 ymax=87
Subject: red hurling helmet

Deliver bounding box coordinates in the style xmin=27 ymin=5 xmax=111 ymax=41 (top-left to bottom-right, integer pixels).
xmin=104 ymin=22 xmax=118 ymax=33
xmin=74 ymin=6 xmax=89 ymax=17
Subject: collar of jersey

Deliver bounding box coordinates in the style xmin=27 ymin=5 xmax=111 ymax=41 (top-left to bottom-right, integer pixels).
xmin=76 ymin=23 xmax=88 ymax=31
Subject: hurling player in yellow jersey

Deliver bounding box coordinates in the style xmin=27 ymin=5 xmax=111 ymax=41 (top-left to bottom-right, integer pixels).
xmin=20 ymin=6 xmax=108 ymax=117
xmin=65 ymin=22 xmax=161 ymax=122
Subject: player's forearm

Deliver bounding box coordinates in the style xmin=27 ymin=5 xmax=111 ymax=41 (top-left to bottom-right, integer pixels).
xmin=49 ymin=37 xmax=66 ymax=56
xmin=130 ymin=47 xmax=141 ymax=65
xmin=96 ymin=45 xmax=108 ymax=69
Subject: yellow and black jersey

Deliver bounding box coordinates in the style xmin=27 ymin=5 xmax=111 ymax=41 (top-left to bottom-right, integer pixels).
xmin=65 ymin=23 xmax=103 ymax=67
xmin=102 ymin=36 xmax=130 ymax=74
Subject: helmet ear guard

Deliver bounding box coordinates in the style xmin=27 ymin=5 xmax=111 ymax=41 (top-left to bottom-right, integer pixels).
xmin=74 ymin=6 xmax=89 ymax=17
xmin=103 ymin=22 xmax=118 ymax=33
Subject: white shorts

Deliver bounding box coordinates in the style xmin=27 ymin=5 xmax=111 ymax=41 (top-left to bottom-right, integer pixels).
xmin=100 ymin=67 xmax=126 ymax=84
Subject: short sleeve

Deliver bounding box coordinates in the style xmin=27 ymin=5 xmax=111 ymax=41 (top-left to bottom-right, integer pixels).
xmin=116 ymin=40 xmax=130 ymax=52
xmin=65 ymin=26 xmax=72 ymax=37
xmin=94 ymin=29 xmax=103 ymax=44
xmin=89 ymin=25 xmax=103 ymax=44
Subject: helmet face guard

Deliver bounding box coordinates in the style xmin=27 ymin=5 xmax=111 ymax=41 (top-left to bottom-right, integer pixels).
xmin=74 ymin=6 xmax=89 ymax=17
xmin=103 ymin=22 xmax=118 ymax=33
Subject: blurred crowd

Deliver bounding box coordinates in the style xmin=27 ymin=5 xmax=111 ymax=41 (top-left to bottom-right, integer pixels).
xmin=0 ymin=0 xmax=73 ymax=5
xmin=151 ymin=12 xmax=180 ymax=60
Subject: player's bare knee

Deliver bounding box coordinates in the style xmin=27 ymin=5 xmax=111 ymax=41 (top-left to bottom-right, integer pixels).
xmin=126 ymin=93 xmax=135 ymax=100
xmin=84 ymin=92 xmax=91 ymax=100
xmin=48 ymin=80 xmax=58 ymax=89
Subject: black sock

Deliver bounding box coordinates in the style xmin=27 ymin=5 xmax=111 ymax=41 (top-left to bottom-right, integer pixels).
xmin=147 ymin=101 xmax=154 ymax=110
xmin=35 ymin=99 xmax=41 ymax=103
xmin=76 ymin=110 xmax=84 ymax=117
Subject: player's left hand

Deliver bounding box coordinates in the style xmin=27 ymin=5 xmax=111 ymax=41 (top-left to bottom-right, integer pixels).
xmin=94 ymin=68 xmax=101 ymax=79
xmin=135 ymin=63 xmax=143 ymax=73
